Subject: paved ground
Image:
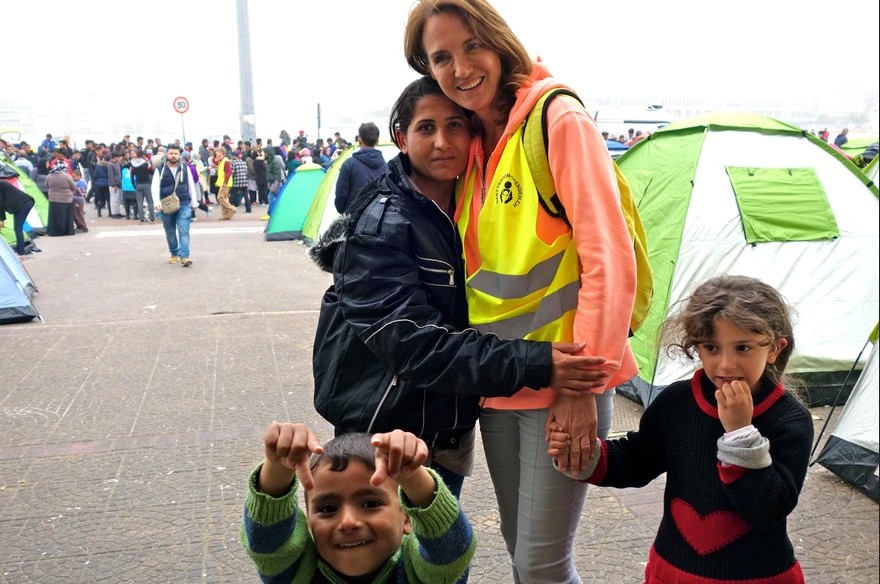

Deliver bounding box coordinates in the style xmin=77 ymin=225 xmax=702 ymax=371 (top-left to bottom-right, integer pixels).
xmin=1 ymin=206 xmax=877 ymax=583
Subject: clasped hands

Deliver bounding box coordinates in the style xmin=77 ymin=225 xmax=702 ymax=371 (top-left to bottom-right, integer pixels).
xmin=545 ymin=342 xmax=606 ymax=474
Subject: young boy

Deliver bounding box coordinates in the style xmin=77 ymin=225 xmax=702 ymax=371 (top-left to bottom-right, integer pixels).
xmin=240 ymin=422 xmax=475 ymax=583
xmin=72 ymin=170 xmax=89 ymax=232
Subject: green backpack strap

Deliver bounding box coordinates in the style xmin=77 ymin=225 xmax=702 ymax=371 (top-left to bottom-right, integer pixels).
xmin=522 ymin=88 xmax=583 ymax=226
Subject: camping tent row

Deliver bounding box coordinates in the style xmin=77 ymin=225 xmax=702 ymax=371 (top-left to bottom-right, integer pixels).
xmin=1 ymin=158 xmax=49 ymax=248
xmin=615 ymin=112 xmax=879 ymax=407
xmin=264 ymin=143 xmax=399 ymax=243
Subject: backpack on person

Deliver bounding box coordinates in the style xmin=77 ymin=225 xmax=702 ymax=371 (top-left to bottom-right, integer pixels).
xmin=522 ymin=88 xmax=653 ymax=335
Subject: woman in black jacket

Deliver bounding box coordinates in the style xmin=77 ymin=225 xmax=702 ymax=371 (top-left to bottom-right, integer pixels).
xmin=310 ymin=77 xmax=608 ymax=496
xmin=251 ymin=150 xmax=269 ymax=207
xmin=0 ymin=174 xmax=36 ymax=257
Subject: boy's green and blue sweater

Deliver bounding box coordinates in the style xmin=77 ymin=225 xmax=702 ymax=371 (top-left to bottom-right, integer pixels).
xmin=240 ymin=466 xmax=475 ymax=584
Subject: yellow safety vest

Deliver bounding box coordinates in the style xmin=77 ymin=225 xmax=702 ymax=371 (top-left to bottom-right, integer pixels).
xmin=215 ymin=157 xmax=233 ymax=187
xmin=456 ymin=125 xmax=580 ymax=342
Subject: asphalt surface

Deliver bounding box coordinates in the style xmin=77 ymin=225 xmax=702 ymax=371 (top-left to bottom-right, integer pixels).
xmin=1 ymin=206 xmax=877 ymax=583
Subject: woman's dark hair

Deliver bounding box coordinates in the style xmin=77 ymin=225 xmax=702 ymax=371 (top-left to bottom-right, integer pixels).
xmin=388 ymin=76 xmax=447 ymax=149
xmin=663 ymin=274 xmax=797 ymax=387
xmin=309 ymin=432 xmax=375 ymax=473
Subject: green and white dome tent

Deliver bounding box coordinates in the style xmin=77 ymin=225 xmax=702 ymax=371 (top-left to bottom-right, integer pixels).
xmin=264 ymin=163 xmax=326 ymax=241
xmin=300 ymin=142 xmax=399 ymax=245
xmin=617 ymin=112 xmax=879 ymax=406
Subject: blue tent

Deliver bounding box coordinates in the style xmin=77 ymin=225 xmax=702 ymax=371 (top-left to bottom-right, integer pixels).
xmin=265 ymin=163 xmax=327 ymax=241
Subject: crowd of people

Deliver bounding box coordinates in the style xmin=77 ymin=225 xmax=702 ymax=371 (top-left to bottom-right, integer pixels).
xmin=0 ymin=128 xmax=356 ymax=263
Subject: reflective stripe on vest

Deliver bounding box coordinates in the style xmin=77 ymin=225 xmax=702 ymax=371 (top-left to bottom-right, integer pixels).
xmin=457 ymin=123 xmax=581 ymax=342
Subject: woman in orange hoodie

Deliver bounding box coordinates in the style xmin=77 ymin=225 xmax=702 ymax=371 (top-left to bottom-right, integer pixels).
xmin=405 ymin=1 xmax=638 ymax=582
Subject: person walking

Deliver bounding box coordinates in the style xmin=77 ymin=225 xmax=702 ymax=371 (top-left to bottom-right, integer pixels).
xmin=107 ymin=150 xmax=124 ymax=218
xmin=92 ymin=154 xmax=111 ymax=217
xmin=212 ymin=147 xmax=236 ymax=220
xmin=130 ymin=149 xmax=154 ymax=223
xmin=151 ymin=144 xmax=197 ymax=267
xmin=404 ymin=2 xmax=639 ymax=582
xmin=229 ymin=149 xmax=251 ymax=213
xmin=265 ymin=147 xmax=285 ymax=210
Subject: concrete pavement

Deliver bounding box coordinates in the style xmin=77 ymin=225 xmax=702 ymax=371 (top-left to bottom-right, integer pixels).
xmin=1 ymin=207 xmax=877 ymax=583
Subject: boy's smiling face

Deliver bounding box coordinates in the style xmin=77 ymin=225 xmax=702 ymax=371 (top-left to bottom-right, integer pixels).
xmin=306 ymin=459 xmax=410 ymax=577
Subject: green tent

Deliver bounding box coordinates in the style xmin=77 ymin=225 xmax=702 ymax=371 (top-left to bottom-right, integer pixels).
xmin=839 ymin=135 xmax=879 ymax=158
xmin=300 ymin=143 xmax=399 ymax=245
xmin=264 ymin=163 xmax=326 ymax=241
xmin=616 ymin=112 xmax=879 ymax=406
xmin=1 ymin=158 xmax=49 ymax=246
xmin=864 ymin=155 xmax=878 ymax=186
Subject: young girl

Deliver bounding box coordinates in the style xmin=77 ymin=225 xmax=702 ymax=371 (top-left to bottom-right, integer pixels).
xmin=551 ymin=274 xmax=813 ymax=583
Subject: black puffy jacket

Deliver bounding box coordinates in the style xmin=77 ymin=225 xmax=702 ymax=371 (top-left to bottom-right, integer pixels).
xmin=310 ymin=155 xmax=551 ymax=445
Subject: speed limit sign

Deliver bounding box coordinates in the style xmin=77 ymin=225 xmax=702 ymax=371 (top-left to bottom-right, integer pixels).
xmin=173 ymin=96 xmax=190 ymax=115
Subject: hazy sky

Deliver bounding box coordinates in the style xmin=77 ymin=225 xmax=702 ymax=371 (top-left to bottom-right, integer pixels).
xmin=6 ymin=0 xmax=879 ymax=144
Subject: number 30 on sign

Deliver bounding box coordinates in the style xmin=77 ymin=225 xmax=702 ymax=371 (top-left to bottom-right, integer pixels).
xmin=173 ymin=96 xmax=189 ymax=115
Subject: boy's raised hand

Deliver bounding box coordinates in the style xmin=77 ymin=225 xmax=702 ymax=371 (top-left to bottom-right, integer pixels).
xmin=716 ymin=381 xmax=754 ymax=433
xmin=263 ymin=422 xmax=324 ymax=491
xmin=370 ymin=430 xmax=429 ymax=487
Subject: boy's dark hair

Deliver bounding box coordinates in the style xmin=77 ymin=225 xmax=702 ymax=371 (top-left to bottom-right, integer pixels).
xmin=309 ymin=432 xmax=375 ymax=473
xmin=358 ymin=122 xmax=380 ymax=147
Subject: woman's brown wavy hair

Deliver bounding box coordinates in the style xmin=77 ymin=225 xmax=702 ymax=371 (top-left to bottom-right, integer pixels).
xmin=403 ymin=0 xmax=533 ymax=127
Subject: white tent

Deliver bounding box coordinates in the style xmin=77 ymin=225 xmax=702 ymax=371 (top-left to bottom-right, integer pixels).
xmin=0 ymin=239 xmax=39 ymax=324
xmin=816 ymin=325 xmax=879 ymax=501
xmin=617 ymin=112 xmax=880 ymax=406
xmin=300 ymin=143 xmax=399 ymax=244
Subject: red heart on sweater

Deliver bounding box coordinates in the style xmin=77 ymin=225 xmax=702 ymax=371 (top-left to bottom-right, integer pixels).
xmin=670 ymin=498 xmax=751 ymax=556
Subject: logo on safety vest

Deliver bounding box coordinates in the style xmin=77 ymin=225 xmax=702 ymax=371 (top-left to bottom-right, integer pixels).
xmin=494 ymin=173 xmax=523 ymax=207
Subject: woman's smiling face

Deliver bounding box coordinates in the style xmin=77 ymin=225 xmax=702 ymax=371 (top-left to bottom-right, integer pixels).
xmin=422 ymin=10 xmax=502 ymax=123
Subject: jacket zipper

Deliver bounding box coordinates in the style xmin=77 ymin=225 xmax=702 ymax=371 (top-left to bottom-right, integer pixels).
xmin=419 ymin=265 xmax=455 ymax=286
xmin=417 ymin=254 xmax=456 ymax=286
xmin=427 ymin=200 xmax=459 ymax=286
xmin=367 ymin=375 xmax=397 ymax=434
